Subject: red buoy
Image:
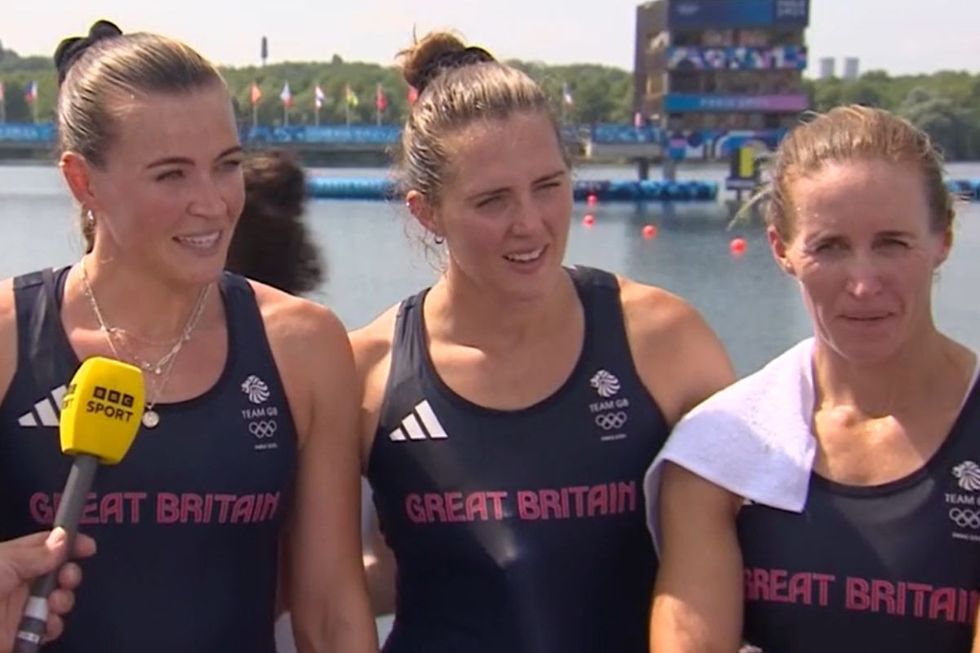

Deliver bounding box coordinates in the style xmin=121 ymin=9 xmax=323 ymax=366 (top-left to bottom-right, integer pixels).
xmin=586 ymin=193 xmax=598 ymax=206
xmin=730 ymin=237 xmax=747 ymax=256
xmin=583 ymin=214 xmax=595 ymax=227
xmin=642 ymin=224 xmax=658 ymax=240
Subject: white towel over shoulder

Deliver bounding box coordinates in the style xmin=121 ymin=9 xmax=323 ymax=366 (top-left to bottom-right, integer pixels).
xmin=644 ymin=338 xmax=818 ymax=549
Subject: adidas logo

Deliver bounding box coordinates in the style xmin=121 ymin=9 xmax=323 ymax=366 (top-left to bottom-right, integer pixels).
xmin=388 ymin=400 xmax=448 ymax=442
xmin=17 ymin=385 xmax=68 ymax=428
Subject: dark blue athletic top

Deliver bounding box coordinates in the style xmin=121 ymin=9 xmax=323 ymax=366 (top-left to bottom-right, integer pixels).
xmin=367 ymin=266 xmax=669 ymax=653
xmin=0 ymin=267 xmax=297 ymax=653
xmin=738 ymin=376 xmax=980 ymax=653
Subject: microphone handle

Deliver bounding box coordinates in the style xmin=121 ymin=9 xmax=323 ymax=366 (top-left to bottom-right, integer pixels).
xmin=13 ymin=454 xmax=99 ymax=653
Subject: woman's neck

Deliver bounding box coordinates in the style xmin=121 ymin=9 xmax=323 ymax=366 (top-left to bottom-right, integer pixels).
xmin=69 ymin=253 xmax=217 ymax=341
xmin=425 ymin=268 xmax=579 ymax=354
xmin=812 ymin=330 xmax=970 ymax=418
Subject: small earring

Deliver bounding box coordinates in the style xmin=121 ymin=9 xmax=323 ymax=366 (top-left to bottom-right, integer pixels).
xmin=434 ymin=235 xmax=445 ymax=245
xmin=85 ymin=209 xmax=95 ymax=227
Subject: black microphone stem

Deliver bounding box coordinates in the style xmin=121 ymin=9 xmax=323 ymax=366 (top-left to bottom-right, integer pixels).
xmin=13 ymin=454 xmax=98 ymax=653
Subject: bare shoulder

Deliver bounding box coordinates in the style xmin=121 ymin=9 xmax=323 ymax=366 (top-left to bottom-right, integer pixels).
xmin=616 ymin=276 xmax=735 ymax=425
xmin=250 ymin=281 xmax=349 ymax=355
xmin=0 ymin=278 xmax=14 ymax=402
xmin=348 ymin=304 xmax=400 ymax=379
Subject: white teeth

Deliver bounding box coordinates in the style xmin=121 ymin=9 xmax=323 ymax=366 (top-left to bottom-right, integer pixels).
xmin=176 ymin=232 xmax=220 ymax=249
xmin=505 ymin=247 xmax=544 ymax=263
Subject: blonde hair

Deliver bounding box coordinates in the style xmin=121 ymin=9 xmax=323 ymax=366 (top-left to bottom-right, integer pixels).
xmin=395 ymin=31 xmax=568 ymax=206
xmin=760 ymin=105 xmax=954 ymax=241
xmin=56 ymin=30 xmax=225 ymax=252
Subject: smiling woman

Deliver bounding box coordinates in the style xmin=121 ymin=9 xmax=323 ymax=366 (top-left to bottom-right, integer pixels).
xmin=0 ymin=19 xmax=375 ymax=653
xmin=351 ymin=30 xmax=734 ymax=653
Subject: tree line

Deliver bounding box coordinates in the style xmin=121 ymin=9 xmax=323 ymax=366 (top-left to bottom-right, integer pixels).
xmin=2 ymin=40 xmax=978 ymax=160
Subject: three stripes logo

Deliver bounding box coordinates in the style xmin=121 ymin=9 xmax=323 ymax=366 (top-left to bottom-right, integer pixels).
xmin=17 ymin=385 xmax=68 ymax=427
xmin=388 ymin=400 xmax=448 ymax=442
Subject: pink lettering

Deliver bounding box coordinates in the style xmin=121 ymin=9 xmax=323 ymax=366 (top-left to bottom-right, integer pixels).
xmin=753 ymin=568 xmax=770 ymax=601
xmin=125 ymin=492 xmax=147 ymax=524
xmin=29 ymin=493 xmax=54 ymax=525
xmin=231 ymin=495 xmax=256 ymax=524
xmin=929 ymin=587 xmax=957 ymax=622
xmin=908 ymin=582 xmax=933 ymax=618
xmin=423 ymin=494 xmax=447 ymax=523
xmin=845 ymin=577 xmax=870 ymax=611
xmin=567 ymin=486 xmax=589 ymax=516
xmin=517 ymin=491 xmax=540 ymax=520
xmin=486 ymin=491 xmax=507 ymax=519
xmin=157 ymin=493 xmax=180 ymax=524
xmin=586 ymin=484 xmax=608 ymax=516
xmin=405 ymin=494 xmax=425 ymax=523
xmin=618 ymin=481 xmax=636 ymax=512
xmin=465 ymin=492 xmax=489 ymax=521
xmin=787 ymin=572 xmax=813 ymax=605
xmin=769 ymin=569 xmax=789 ymax=603
xmin=444 ymin=492 xmax=464 ymax=523
xmin=813 ymin=574 xmax=835 ymax=607
xmin=79 ymin=492 xmax=99 ymax=525
xmin=871 ymin=579 xmax=897 ymax=615
xmin=180 ymin=494 xmax=204 ymax=524
xmin=540 ymin=490 xmax=562 ymax=520
xmin=100 ymin=493 xmax=124 ymax=525
xmin=214 ymin=495 xmax=236 ymax=523
xmin=257 ymin=493 xmax=280 ymax=521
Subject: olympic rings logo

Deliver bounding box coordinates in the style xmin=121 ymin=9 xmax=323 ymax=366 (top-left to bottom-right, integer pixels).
xmin=595 ymin=411 xmax=628 ymax=431
xmin=249 ymin=420 xmax=278 ymax=439
xmin=949 ymin=508 xmax=980 ymax=529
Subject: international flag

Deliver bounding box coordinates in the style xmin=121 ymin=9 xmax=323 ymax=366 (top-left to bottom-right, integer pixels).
xmin=561 ymin=82 xmax=573 ymax=107
xmin=250 ymin=82 xmax=262 ymax=106
xmin=0 ymin=81 xmax=5 ymax=103
xmin=407 ymin=85 xmax=419 ymax=105
xmin=279 ymin=82 xmax=292 ymax=108
xmin=375 ymin=83 xmax=388 ymax=112
xmin=314 ymin=84 xmax=326 ymax=109
xmin=345 ymin=84 xmax=359 ymax=108
xmin=25 ymin=80 xmax=38 ymax=103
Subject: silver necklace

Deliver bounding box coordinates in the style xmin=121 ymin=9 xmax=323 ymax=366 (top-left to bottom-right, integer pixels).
xmin=80 ymin=262 xmax=212 ymax=428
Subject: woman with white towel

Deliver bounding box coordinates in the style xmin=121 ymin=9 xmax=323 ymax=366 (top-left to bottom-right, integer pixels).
xmin=647 ymin=105 xmax=980 ymax=653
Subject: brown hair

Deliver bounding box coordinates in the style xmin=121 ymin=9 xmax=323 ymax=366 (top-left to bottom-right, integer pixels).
xmin=226 ymin=150 xmax=325 ymax=295
xmin=763 ymin=105 xmax=954 ymax=242
xmin=55 ymin=22 xmax=226 ymax=252
xmin=395 ymin=31 xmax=568 ymax=207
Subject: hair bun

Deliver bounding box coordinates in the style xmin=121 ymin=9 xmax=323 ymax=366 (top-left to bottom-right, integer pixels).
xmin=54 ymin=19 xmax=123 ymax=85
xmin=400 ymin=32 xmax=494 ymax=94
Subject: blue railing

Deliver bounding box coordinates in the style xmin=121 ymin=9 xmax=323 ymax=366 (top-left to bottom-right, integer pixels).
xmin=0 ymin=123 xmax=57 ymax=142
xmin=1 ymin=122 xmax=664 ymax=146
xmin=591 ymin=123 xmax=663 ymax=144
xmin=243 ymin=125 xmax=402 ymax=145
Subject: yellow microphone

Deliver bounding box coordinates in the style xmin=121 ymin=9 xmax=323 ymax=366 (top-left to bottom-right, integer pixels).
xmin=13 ymin=357 xmax=144 ymax=653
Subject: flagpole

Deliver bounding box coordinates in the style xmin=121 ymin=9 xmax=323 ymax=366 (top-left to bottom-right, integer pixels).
xmin=252 ymin=103 xmax=258 ymax=129
xmin=283 ymin=104 xmax=288 ymax=127
xmin=345 ymin=101 xmax=350 ymax=127
xmin=315 ymin=105 xmax=320 ymax=127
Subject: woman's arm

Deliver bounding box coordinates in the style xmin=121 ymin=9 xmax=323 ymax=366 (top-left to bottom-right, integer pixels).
xmin=651 ymin=462 xmax=744 ymax=653
xmin=350 ymin=311 xmax=399 ymax=618
xmin=260 ymin=289 xmax=377 ymax=653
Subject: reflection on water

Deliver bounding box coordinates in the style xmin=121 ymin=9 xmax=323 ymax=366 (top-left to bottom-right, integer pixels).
xmin=1 ymin=163 xmax=978 ymax=377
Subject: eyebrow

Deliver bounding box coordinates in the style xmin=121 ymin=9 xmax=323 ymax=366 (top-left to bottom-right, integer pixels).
xmin=145 ymin=145 xmax=244 ymax=170
xmin=466 ymin=169 xmax=567 ymax=202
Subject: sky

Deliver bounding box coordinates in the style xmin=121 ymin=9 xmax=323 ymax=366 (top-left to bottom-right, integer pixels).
xmin=3 ymin=0 xmax=977 ymax=77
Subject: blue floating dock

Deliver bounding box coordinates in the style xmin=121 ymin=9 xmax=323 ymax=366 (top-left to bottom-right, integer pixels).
xmin=305 ymin=177 xmax=980 ymax=202
xmin=947 ymin=179 xmax=980 ymax=201
xmin=305 ymin=177 xmax=718 ymax=202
